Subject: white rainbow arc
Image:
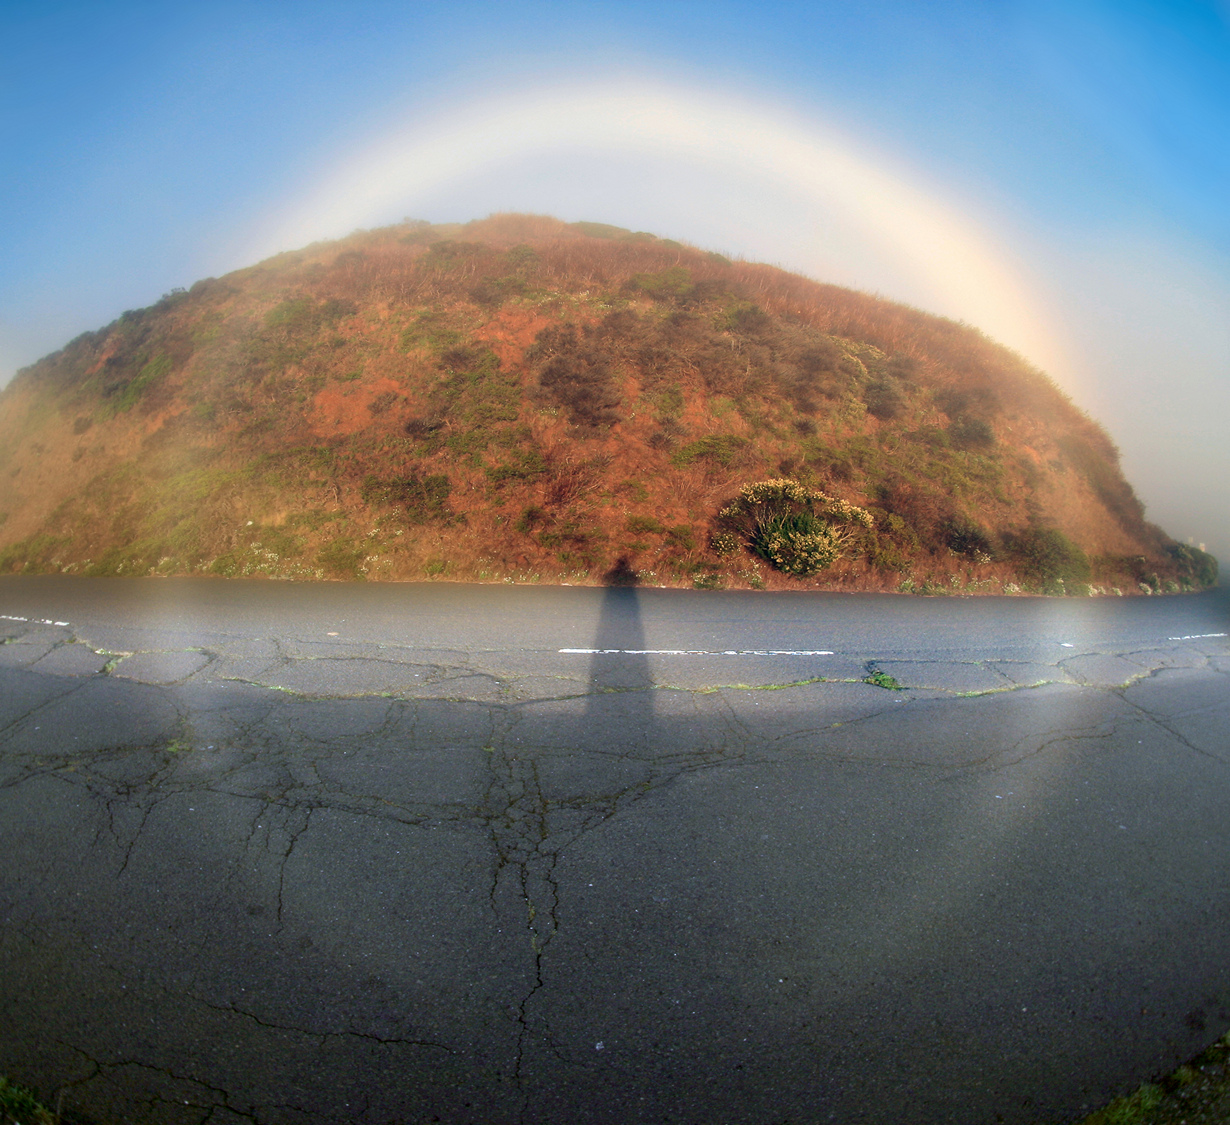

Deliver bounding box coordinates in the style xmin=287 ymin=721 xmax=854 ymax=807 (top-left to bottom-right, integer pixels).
xmin=250 ymin=78 xmax=1070 ymax=383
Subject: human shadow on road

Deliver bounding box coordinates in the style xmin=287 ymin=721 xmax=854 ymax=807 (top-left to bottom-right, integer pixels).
xmin=584 ymin=556 xmax=656 ymax=734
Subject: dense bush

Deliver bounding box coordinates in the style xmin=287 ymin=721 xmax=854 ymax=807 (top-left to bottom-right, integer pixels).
xmin=1008 ymin=527 xmax=1091 ymax=592
xmin=755 ymin=510 xmax=850 ymax=574
xmin=863 ymin=376 xmax=906 ymax=420
xmin=943 ymin=516 xmax=995 ymax=560
xmin=948 ymin=416 xmax=995 ymax=449
xmin=1165 ymin=543 xmax=1219 ymax=588
xmin=717 ymin=479 xmax=872 ymax=577
xmin=529 ymin=324 xmax=621 ymax=427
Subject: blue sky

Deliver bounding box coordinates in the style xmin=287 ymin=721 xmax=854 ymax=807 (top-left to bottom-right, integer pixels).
xmin=2 ymin=0 xmax=1227 ymax=559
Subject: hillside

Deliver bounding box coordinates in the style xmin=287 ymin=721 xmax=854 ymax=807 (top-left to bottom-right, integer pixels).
xmin=0 ymin=213 xmax=1216 ymax=594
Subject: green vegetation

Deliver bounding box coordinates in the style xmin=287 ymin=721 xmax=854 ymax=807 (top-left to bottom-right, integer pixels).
xmin=360 ymin=473 xmax=453 ymax=523
xmin=0 ymin=1075 xmax=57 ymax=1124
xmin=1009 ymin=526 xmax=1091 ymax=593
xmin=106 ymin=352 xmax=172 ymax=415
xmin=670 ymin=435 xmax=748 ymax=469
xmin=1077 ymin=1030 xmax=1230 ymax=1125
xmin=864 ymin=669 xmax=904 ymax=690
xmin=948 ymin=415 xmax=995 ymax=450
xmin=316 ymin=536 xmax=364 ymax=579
xmin=629 ymin=266 xmax=695 ymax=300
xmin=486 ymin=449 xmax=547 ymax=485
xmin=1166 ymin=542 xmax=1219 ymax=588
xmin=401 ymin=317 xmax=461 ymax=353
xmin=716 ymin=479 xmax=873 ymax=577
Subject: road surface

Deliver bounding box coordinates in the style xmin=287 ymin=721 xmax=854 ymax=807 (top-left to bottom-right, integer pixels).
xmin=2 ymin=575 xmax=1228 ymax=1123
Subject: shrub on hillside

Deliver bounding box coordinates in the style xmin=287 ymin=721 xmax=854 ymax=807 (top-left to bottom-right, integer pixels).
xmin=1165 ymin=542 xmax=1219 ymax=588
xmin=873 ymin=475 xmax=951 ymax=539
xmin=717 ymin=479 xmax=872 ymax=576
xmin=360 ymin=473 xmax=453 ymax=523
xmin=863 ymin=376 xmax=906 ymax=420
xmin=1007 ymin=526 xmax=1091 ymax=592
xmin=628 ymin=266 xmax=696 ymax=301
xmin=943 ymin=516 xmax=995 ymax=560
xmin=948 ymin=416 xmax=995 ymax=450
xmin=529 ymin=324 xmax=622 ymax=427
xmin=316 ymin=537 xmax=363 ymax=579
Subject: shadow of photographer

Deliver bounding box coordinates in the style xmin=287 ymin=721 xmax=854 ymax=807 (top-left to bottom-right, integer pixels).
xmin=584 ymin=556 xmax=655 ymax=726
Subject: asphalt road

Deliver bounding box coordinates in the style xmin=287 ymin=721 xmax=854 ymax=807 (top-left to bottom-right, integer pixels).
xmin=2 ymin=575 xmax=1228 ymax=1124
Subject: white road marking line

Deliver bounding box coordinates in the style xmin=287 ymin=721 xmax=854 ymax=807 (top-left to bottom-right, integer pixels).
xmin=1 ymin=614 xmax=69 ymax=626
xmin=1168 ymin=632 xmax=1227 ymax=641
xmin=560 ymin=648 xmax=835 ymax=656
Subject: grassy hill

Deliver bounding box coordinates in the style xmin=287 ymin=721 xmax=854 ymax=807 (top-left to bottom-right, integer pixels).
xmin=0 ymin=213 xmax=1216 ymax=594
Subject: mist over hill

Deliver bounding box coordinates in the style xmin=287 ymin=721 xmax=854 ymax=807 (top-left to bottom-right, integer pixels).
xmin=0 ymin=214 xmax=1215 ymax=594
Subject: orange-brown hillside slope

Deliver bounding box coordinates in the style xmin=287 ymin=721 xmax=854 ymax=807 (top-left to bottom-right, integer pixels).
xmin=0 ymin=214 xmax=1216 ymax=594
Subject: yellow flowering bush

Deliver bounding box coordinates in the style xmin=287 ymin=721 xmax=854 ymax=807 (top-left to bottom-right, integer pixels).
xmin=716 ymin=479 xmax=872 ymax=576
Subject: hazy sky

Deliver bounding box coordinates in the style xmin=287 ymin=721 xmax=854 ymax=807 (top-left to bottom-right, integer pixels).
xmin=2 ymin=0 xmax=1227 ymax=561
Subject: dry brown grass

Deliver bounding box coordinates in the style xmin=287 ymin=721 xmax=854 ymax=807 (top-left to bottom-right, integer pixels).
xmin=0 ymin=213 xmax=1209 ymax=593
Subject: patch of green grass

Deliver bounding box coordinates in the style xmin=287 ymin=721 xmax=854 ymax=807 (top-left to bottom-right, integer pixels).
xmin=1009 ymin=526 xmax=1091 ymax=591
xmin=864 ymin=669 xmax=905 ymax=690
xmin=361 ymin=473 xmax=453 ymax=523
xmin=654 ymin=383 xmax=684 ymax=420
xmin=316 ymin=536 xmax=364 ymax=579
xmin=0 ymin=1075 xmax=57 ymax=1124
xmin=629 ymin=266 xmax=695 ymax=301
xmin=688 ymin=677 xmax=828 ymax=694
xmin=104 ymin=353 xmax=172 ymax=416
xmin=0 ymin=533 xmax=66 ymax=574
xmin=286 ymin=509 xmax=344 ymax=531
xmin=486 ymin=449 xmax=547 ymax=485
xmin=670 ymin=434 xmax=748 ymax=468
xmin=618 ymin=479 xmax=650 ymax=502
xmin=1076 ymin=1029 xmax=1230 ymax=1124
xmin=1084 ymin=1084 xmax=1165 ymax=1124
xmin=400 ymin=316 xmax=463 ymax=354
xmin=665 ymin=525 xmax=697 ymax=551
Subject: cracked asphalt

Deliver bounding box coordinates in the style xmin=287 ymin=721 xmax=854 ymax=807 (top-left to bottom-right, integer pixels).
xmin=1 ymin=575 xmax=1228 ymax=1125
